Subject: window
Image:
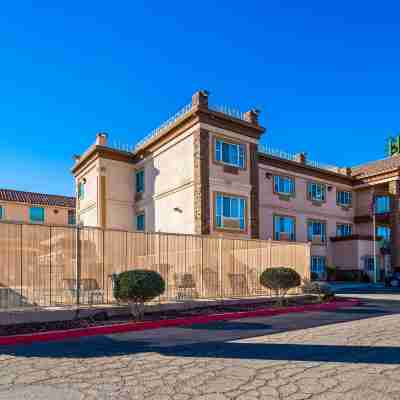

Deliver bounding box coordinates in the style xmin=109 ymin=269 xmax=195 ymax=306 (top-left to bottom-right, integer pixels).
xmin=136 ymin=170 xmax=145 ymax=193
xmin=273 ymin=215 xmax=296 ymax=241
xmin=307 ymin=220 xmax=327 ymax=243
xmin=375 ymin=196 xmax=390 ymax=214
xmin=308 ymin=182 xmax=326 ymax=202
xmin=377 ymin=225 xmax=391 ymax=241
xmin=336 ymin=223 xmax=352 ymax=237
xmin=311 ymin=256 xmax=326 ymax=277
xmin=273 ymin=175 xmax=295 ymax=196
xmin=30 ymin=207 xmax=45 ymax=223
xmin=136 ymin=213 xmax=145 ymax=231
xmin=337 ymin=190 xmax=352 ymax=206
xmin=0 ymin=206 xmax=3 ymax=220
xmin=68 ymin=210 xmax=76 ymax=225
xmin=364 ymin=256 xmax=378 ymax=272
xmin=78 ymin=182 xmax=85 ymax=200
xmin=215 ymin=193 xmax=246 ymax=231
xmin=215 ymin=138 xmax=245 ymax=168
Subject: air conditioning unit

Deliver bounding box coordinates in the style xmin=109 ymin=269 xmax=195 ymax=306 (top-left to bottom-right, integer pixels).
xmin=222 ymin=218 xmax=241 ymax=230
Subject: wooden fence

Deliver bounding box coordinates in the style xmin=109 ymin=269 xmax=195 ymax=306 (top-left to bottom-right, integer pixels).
xmin=0 ymin=221 xmax=311 ymax=308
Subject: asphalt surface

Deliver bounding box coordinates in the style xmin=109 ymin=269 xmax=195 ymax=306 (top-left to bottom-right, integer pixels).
xmin=0 ymin=285 xmax=399 ymax=399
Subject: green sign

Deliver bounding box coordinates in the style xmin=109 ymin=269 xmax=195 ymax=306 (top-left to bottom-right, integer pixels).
xmin=387 ymin=135 xmax=400 ymax=157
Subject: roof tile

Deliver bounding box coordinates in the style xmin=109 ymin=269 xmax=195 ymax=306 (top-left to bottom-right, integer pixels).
xmin=0 ymin=189 xmax=76 ymax=208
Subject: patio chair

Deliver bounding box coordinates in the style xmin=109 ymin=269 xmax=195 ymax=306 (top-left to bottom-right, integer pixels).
xmin=174 ymin=273 xmax=197 ymax=300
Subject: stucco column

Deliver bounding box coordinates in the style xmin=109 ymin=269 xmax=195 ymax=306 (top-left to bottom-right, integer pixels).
xmin=389 ymin=179 xmax=400 ymax=270
xmin=193 ymin=128 xmax=210 ymax=235
xmin=249 ymin=143 xmax=260 ymax=239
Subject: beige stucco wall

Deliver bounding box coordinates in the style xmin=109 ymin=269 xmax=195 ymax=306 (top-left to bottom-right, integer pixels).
xmin=205 ymin=126 xmax=257 ymax=239
xmin=0 ymin=201 xmax=74 ymax=226
xmin=331 ymin=239 xmax=377 ymax=271
xmin=75 ymin=159 xmax=100 ymax=227
xmin=258 ymin=165 xmax=355 ymax=265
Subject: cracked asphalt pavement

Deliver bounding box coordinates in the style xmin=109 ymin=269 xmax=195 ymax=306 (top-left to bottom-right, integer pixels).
xmin=0 ymin=290 xmax=400 ymax=399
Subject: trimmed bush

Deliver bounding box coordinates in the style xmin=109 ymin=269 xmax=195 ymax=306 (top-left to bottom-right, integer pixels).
xmin=113 ymin=269 xmax=165 ymax=319
xmin=259 ymin=267 xmax=301 ymax=304
xmin=302 ymin=280 xmax=335 ymax=301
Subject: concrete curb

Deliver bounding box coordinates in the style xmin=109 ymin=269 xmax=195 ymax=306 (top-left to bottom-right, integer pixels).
xmin=0 ymin=298 xmax=360 ymax=346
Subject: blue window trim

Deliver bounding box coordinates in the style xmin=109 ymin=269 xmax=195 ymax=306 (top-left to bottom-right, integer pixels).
xmin=308 ymin=182 xmax=326 ymax=202
xmin=30 ymin=207 xmax=45 ymax=223
xmin=273 ymin=215 xmax=296 ymax=241
xmin=68 ymin=210 xmax=76 ymax=225
xmin=273 ymin=175 xmax=295 ymax=196
xmin=311 ymin=256 xmax=326 ymax=274
xmin=215 ymin=193 xmax=246 ymax=231
xmin=0 ymin=205 xmax=3 ymax=220
xmin=78 ymin=182 xmax=85 ymax=200
xmin=337 ymin=190 xmax=352 ymax=206
xmin=336 ymin=223 xmax=352 ymax=237
xmin=307 ymin=220 xmax=327 ymax=242
xmin=136 ymin=170 xmax=145 ymax=193
xmin=375 ymin=196 xmax=390 ymax=214
xmin=215 ymin=138 xmax=245 ymax=169
xmin=136 ymin=213 xmax=145 ymax=231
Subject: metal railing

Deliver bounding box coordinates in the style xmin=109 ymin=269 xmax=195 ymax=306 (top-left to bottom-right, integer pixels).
xmin=0 ymin=221 xmax=310 ymax=309
xmin=258 ymin=145 xmax=342 ymax=174
xmin=134 ymin=103 xmax=193 ymax=151
xmin=210 ymin=104 xmax=245 ymax=121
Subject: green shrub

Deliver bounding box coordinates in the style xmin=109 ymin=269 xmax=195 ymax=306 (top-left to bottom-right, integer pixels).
xmin=326 ymin=265 xmax=336 ymax=281
xmin=260 ymin=267 xmax=301 ymax=305
xmin=302 ymin=280 xmax=335 ymax=301
xmin=310 ymin=272 xmax=319 ymax=281
xmin=113 ymin=269 xmax=165 ymax=319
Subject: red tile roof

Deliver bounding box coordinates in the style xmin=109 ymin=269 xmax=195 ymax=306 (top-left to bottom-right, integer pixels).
xmin=0 ymin=189 xmax=76 ymax=208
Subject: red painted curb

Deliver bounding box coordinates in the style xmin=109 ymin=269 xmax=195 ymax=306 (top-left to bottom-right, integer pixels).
xmin=0 ymin=298 xmax=360 ymax=346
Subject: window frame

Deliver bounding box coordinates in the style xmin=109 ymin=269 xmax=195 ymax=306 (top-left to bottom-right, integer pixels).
xmin=273 ymin=175 xmax=295 ymax=197
xmin=214 ymin=136 xmax=246 ymax=170
xmin=375 ymin=195 xmax=391 ymax=214
xmin=68 ymin=209 xmax=76 ymax=225
xmin=376 ymin=225 xmax=391 ymax=241
xmin=307 ymin=219 xmax=327 ymax=243
xmin=336 ymin=190 xmax=352 ymax=207
xmin=311 ymin=256 xmax=327 ymax=275
xmin=136 ymin=212 xmax=145 ymax=231
xmin=273 ymin=214 xmax=296 ymax=241
xmin=307 ymin=181 xmax=327 ymax=203
xmin=30 ymin=206 xmax=45 ymax=223
xmin=135 ymin=169 xmax=145 ymax=194
xmin=78 ymin=181 xmax=85 ymax=201
xmin=336 ymin=223 xmax=353 ymax=237
xmin=214 ymin=192 xmax=247 ymax=232
xmin=0 ymin=205 xmax=3 ymax=220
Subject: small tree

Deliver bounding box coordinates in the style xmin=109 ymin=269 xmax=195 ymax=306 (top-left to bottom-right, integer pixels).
xmin=260 ymin=267 xmax=301 ymax=305
xmin=113 ymin=269 xmax=165 ymax=320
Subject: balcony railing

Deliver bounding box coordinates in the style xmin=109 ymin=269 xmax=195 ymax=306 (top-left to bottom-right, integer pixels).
xmin=258 ymin=145 xmax=343 ymax=174
xmin=134 ymin=102 xmax=193 ymax=151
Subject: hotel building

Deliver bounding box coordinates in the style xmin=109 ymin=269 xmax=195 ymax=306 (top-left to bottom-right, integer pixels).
xmin=72 ymin=91 xmax=399 ymax=280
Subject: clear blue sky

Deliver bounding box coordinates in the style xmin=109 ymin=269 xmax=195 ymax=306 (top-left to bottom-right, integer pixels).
xmin=1 ymin=1 xmax=399 ymax=196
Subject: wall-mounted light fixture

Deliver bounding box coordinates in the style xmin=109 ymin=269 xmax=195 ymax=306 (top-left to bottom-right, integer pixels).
xmin=173 ymin=207 xmax=183 ymax=213
xmin=327 ymin=185 xmax=333 ymax=192
xmin=265 ymin=172 xmax=272 ymax=179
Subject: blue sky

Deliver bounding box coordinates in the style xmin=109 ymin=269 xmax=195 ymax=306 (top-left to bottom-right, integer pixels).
xmin=1 ymin=1 xmax=399 ymax=196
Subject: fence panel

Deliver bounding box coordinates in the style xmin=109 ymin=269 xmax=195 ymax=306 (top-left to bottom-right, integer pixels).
xmin=0 ymin=221 xmax=311 ymax=309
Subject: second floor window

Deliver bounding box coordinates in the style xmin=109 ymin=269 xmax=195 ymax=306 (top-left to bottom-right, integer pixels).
xmin=215 ymin=138 xmax=245 ymax=168
xmin=215 ymin=193 xmax=246 ymax=231
xmin=375 ymin=196 xmax=390 ymax=214
xmin=273 ymin=215 xmax=296 ymax=241
xmin=68 ymin=210 xmax=76 ymax=225
xmin=0 ymin=206 xmax=3 ymax=220
xmin=136 ymin=170 xmax=145 ymax=193
xmin=273 ymin=175 xmax=295 ymax=196
xmin=337 ymin=190 xmax=352 ymax=206
xmin=377 ymin=225 xmax=391 ymax=241
xmin=30 ymin=207 xmax=45 ymax=223
xmin=78 ymin=182 xmax=85 ymax=200
xmin=136 ymin=213 xmax=145 ymax=231
xmin=307 ymin=220 xmax=327 ymax=243
xmin=337 ymin=223 xmax=352 ymax=237
xmin=308 ymin=182 xmax=326 ymax=202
